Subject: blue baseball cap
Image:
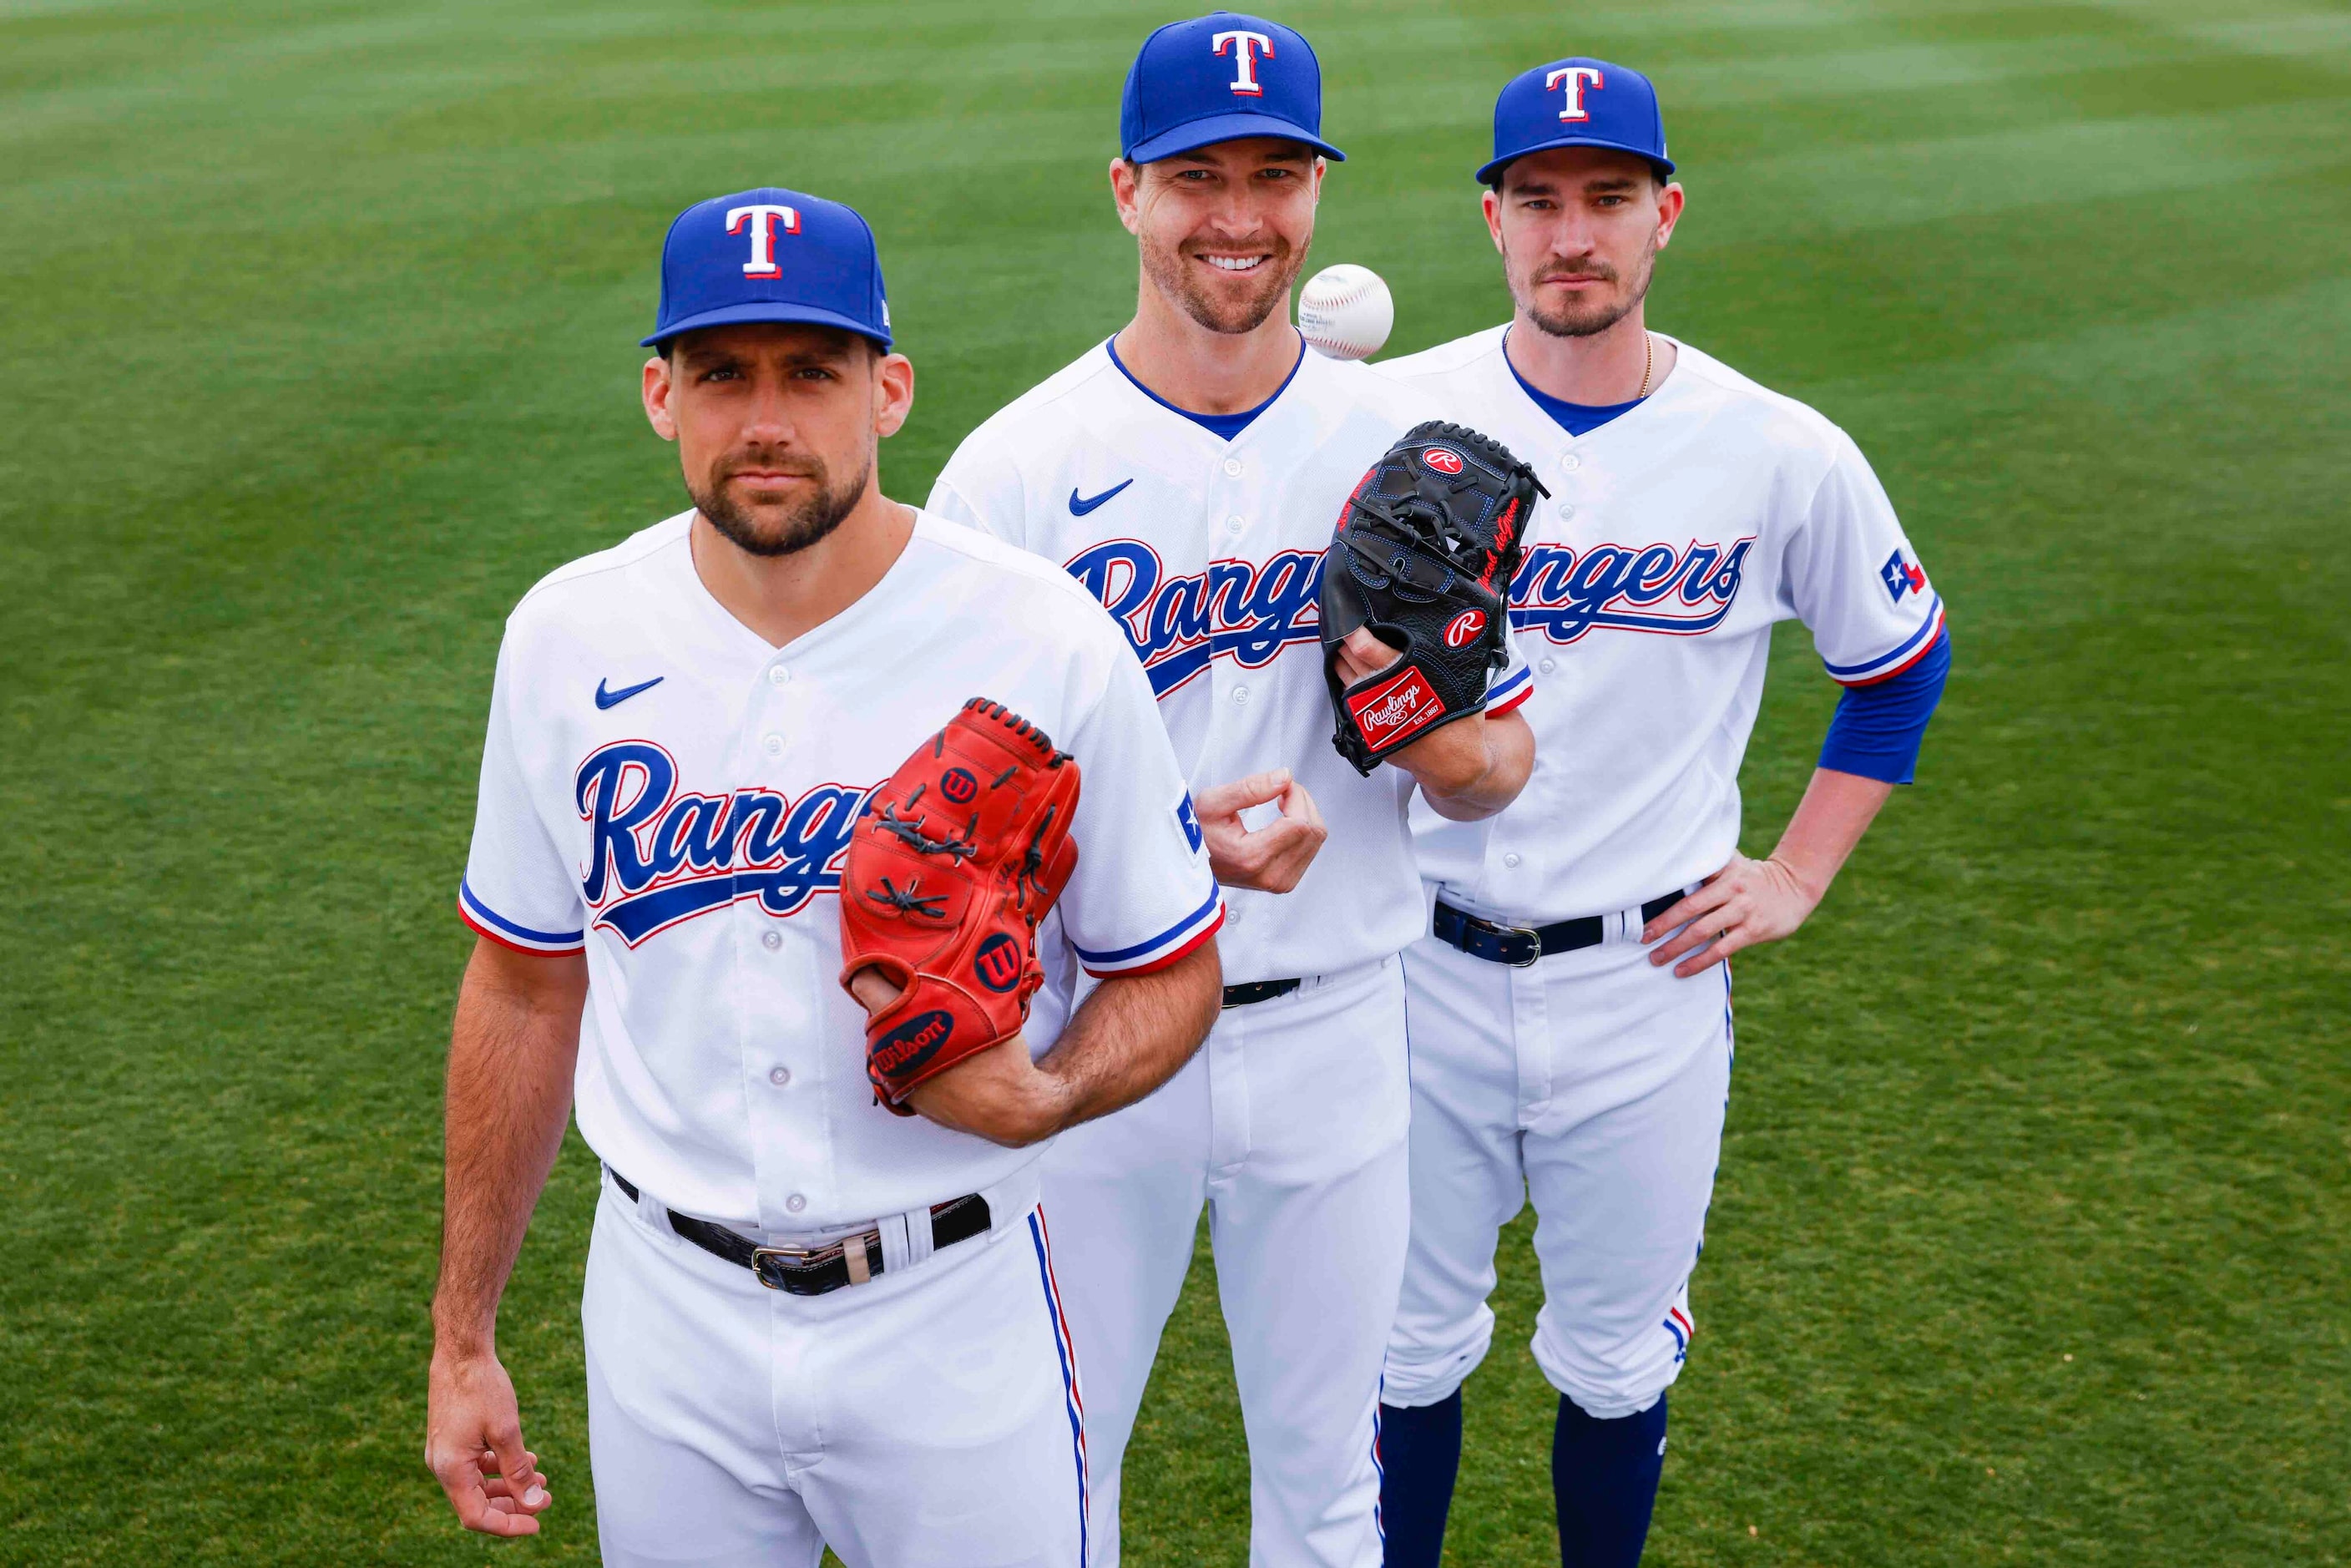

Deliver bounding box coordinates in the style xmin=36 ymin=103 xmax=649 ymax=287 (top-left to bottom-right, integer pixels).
xmin=1478 ymin=58 xmax=1673 ymax=186
xmin=1120 ymin=13 xmax=1343 ymax=164
xmin=643 ymin=186 xmax=892 ymax=350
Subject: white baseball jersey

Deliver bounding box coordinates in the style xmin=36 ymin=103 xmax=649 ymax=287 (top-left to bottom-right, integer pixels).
xmin=1377 ymin=329 xmax=1942 ymax=923
xmin=928 ymin=339 xmax=1531 ymax=984
xmin=458 ymin=508 xmax=1222 ymax=1231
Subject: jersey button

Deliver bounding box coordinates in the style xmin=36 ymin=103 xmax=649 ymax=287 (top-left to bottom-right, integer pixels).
xmin=1503 ymin=852 xmax=1523 ymax=868
xmin=769 ymin=1065 xmax=791 ymax=1087
xmin=1559 ymin=453 xmax=1582 ymax=473
xmin=1226 ymin=514 xmax=1245 ymax=534
xmin=762 ymin=733 xmax=785 ymax=757
xmin=1232 ymin=685 xmax=1251 ymax=705
xmin=786 ymin=1193 xmax=807 ymax=1214
xmin=1222 ymin=457 xmax=1244 ymax=478
xmin=1540 ymin=658 xmax=1557 ymax=675
xmin=768 ymin=665 xmax=791 ymax=686
xmin=761 ymin=929 xmax=782 ymax=951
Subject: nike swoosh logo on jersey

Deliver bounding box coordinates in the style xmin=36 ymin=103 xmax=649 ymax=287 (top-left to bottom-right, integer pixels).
xmin=1068 ymin=479 xmax=1134 ymax=516
xmin=594 ymin=675 xmax=664 ymax=710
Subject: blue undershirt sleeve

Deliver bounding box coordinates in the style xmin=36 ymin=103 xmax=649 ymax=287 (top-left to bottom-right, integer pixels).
xmin=1818 ymin=629 xmax=1950 ymax=785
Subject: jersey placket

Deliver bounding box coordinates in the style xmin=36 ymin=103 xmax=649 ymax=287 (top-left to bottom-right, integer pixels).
xmin=737 ymin=648 xmax=832 ymax=1236
xmin=1203 ymin=443 xmax=1258 ymax=945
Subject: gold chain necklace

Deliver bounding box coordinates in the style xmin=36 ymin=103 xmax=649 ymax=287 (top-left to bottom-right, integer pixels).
xmin=1636 ymin=331 xmax=1655 ymax=400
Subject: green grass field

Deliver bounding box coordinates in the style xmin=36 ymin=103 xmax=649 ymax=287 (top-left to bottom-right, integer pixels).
xmin=3 ymin=1 xmax=2348 ymax=1563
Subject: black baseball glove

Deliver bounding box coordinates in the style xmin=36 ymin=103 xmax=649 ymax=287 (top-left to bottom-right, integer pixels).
xmin=1319 ymin=421 xmax=1544 ymax=775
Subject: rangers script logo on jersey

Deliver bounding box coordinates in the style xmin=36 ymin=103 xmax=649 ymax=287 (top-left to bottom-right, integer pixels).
xmin=1065 ymin=540 xmax=1325 ymax=696
xmin=1509 ymin=537 xmax=1756 ymax=643
xmin=575 ymin=741 xmax=870 ymax=945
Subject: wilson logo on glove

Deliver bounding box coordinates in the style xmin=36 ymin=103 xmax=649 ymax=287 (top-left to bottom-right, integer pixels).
xmin=1421 ymin=447 xmax=1465 ymax=475
xmin=872 ymin=1010 xmax=955 ymax=1078
xmin=1444 ymin=609 xmax=1487 ymax=648
xmin=973 ymin=932 xmax=1024 ymax=992
xmin=838 ymin=698 xmax=1080 ymax=1115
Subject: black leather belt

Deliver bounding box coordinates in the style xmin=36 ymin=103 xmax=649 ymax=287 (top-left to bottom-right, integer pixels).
xmin=608 ymin=1168 xmax=991 ymax=1296
xmin=1222 ymin=978 xmax=1302 ymax=1009
xmin=1432 ymin=891 xmax=1686 ymax=968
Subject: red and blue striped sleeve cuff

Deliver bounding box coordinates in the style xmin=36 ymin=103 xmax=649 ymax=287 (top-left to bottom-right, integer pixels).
xmin=1487 ymin=662 xmax=1534 ymax=716
xmin=1074 ymin=884 xmax=1226 ymax=979
xmin=1824 ymin=596 xmax=1946 ymax=687
xmin=458 ymin=878 xmax=587 ymax=955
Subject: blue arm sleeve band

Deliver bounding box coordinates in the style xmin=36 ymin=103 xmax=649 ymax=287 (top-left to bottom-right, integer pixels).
xmin=1818 ymin=629 xmax=1950 ymax=785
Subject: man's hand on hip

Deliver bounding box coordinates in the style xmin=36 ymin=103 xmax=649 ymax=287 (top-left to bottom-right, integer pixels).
xmin=1642 ymin=852 xmax=1821 ymax=978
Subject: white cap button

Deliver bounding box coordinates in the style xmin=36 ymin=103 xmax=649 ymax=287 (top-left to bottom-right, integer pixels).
xmin=1540 ymin=658 xmax=1556 ymax=675
xmin=1556 ymin=503 xmax=1576 ymax=519
xmin=1226 ymin=514 xmax=1245 ymax=533
xmin=1504 ymin=852 xmax=1523 ymax=868
xmin=762 ymin=733 xmax=785 ymax=756
xmin=1222 ymin=457 xmax=1244 ymax=478
xmin=1233 ymin=686 xmax=1250 ymax=705
xmin=1560 ymin=453 xmax=1582 ymax=473
xmin=768 ymin=665 xmax=790 ymax=686
xmin=769 ymin=1065 xmax=791 ymax=1086
xmin=786 ymin=1193 xmax=807 ymax=1214
xmin=761 ymin=929 xmax=782 ymax=951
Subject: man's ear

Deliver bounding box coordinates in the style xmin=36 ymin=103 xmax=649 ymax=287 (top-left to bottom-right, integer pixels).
xmin=642 ymin=354 xmax=680 ymax=442
xmin=1109 ymin=156 xmax=1144 ymax=236
xmin=873 ymin=350 xmax=915 ymax=440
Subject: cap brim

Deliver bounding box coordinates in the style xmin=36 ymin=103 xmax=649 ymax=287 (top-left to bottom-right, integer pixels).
xmin=1128 ymin=110 xmax=1344 ymax=164
xmin=1476 ymin=134 xmax=1674 ymax=185
xmin=643 ymin=300 xmax=891 ymax=350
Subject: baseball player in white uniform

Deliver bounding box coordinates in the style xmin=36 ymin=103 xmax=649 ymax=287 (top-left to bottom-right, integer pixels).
xmin=1370 ymin=60 xmax=1953 ymax=1568
xmin=926 ymin=17 xmax=1535 ymax=1568
xmin=422 ymin=187 xmax=1229 ymax=1567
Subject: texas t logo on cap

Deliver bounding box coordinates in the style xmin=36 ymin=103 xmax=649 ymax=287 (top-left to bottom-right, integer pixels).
xmin=1120 ymin=13 xmax=1344 ymax=164
xmin=1479 ymin=56 xmax=1674 ymax=185
xmin=1547 ymin=64 xmax=1605 ymax=121
xmin=1212 ymin=28 xmax=1273 ymax=94
xmin=726 ymin=204 xmax=801 ymax=278
xmin=643 ymin=186 xmax=892 ymax=350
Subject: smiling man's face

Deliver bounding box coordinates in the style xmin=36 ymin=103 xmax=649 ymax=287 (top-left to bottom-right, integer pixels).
xmin=1120 ymin=137 xmax=1322 ymax=336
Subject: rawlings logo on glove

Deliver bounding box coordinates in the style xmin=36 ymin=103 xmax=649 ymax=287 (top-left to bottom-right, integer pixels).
xmin=1319 ymin=421 xmax=1544 ymax=775
xmin=838 ymin=699 xmax=1080 ymax=1115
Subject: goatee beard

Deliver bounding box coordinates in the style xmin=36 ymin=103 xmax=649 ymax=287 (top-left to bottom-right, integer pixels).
xmin=1144 ymin=235 xmax=1307 ymax=336
xmin=690 ymin=455 xmax=871 ymax=558
xmin=1518 ymin=243 xmax=1657 ymax=340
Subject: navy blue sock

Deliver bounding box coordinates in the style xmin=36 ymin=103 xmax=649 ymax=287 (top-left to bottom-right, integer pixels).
xmin=1551 ymin=1392 xmax=1668 ymax=1568
xmin=1378 ymin=1391 xmax=1462 ymax=1568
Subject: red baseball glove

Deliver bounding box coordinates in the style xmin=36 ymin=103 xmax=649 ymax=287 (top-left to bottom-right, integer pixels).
xmin=839 ymin=698 xmax=1081 ymax=1115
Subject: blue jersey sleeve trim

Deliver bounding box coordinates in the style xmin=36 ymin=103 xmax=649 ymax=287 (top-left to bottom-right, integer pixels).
xmin=1488 ymin=664 xmax=1532 ymax=704
xmin=1072 ymin=883 xmax=1223 ymax=965
xmin=1823 ymin=594 xmax=1943 ymax=681
xmin=459 ymin=878 xmax=586 ymax=947
xmin=1818 ymin=629 xmax=1949 ymax=785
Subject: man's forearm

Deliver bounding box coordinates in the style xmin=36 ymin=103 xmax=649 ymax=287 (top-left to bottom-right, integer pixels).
xmin=1035 ymin=939 xmax=1222 ymax=1131
xmin=432 ymin=941 xmax=587 ymax=1354
xmin=1416 ymin=710 xmax=1535 ymax=822
xmin=1769 ymin=766 xmax=1897 ymax=898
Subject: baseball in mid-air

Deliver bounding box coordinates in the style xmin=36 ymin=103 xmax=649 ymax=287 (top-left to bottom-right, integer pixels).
xmin=1297 ymin=264 xmax=1394 ymax=361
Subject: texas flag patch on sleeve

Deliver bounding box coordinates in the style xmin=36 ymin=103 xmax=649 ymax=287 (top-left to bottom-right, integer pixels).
xmin=1881 ymin=548 xmax=1927 ymax=602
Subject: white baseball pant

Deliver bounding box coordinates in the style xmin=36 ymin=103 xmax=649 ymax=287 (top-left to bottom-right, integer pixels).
xmin=582 ymin=1170 xmax=1090 ymax=1567
xmin=1041 ymin=955 xmax=1410 ymax=1568
xmin=1383 ymin=905 xmax=1733 ymax=1419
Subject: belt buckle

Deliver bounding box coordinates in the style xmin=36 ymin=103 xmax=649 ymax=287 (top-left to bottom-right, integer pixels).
xmin=751 ymin=1242 xmax=824 ymax=1292
xmin=1464 ymin=912 xmax=1541 ymax=968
